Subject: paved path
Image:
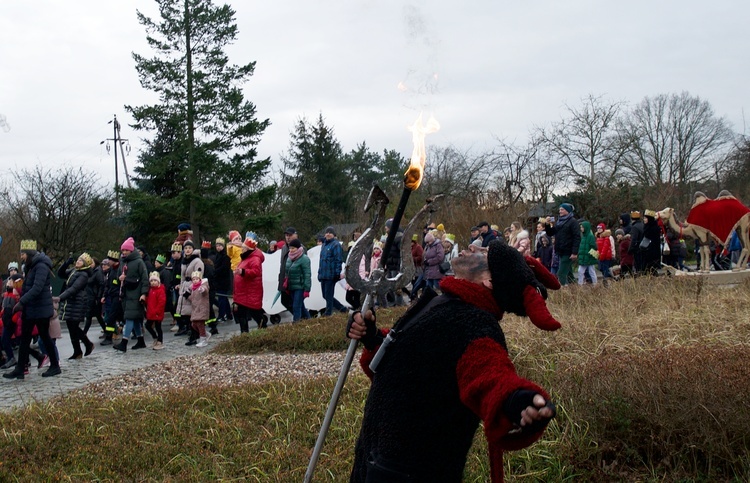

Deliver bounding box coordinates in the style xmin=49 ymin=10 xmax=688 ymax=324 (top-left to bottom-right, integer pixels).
xmin=0 ymin=314 xmax=291 ymax=411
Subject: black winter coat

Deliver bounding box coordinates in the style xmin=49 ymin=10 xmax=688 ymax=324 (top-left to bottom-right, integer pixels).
xmin=213 ymin=249 xmax=232 ymax=295
xmin=59 ymin=267 xmax=92 ymax=322
xmin=19 ymin=251 xmax=54 ymax=320
xmin=545 ymin=216 xmax=581 ymax=257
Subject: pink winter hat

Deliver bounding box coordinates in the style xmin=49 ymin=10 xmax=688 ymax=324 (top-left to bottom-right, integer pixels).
xmin=120 ymin=237 xmax=136 ymax=252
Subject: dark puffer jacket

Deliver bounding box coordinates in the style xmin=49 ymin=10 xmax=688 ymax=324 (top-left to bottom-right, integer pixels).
xmin=19 ymin=251 xmax=54 ymax=320
xmin=545 ymin=215 xmax=581 ymax=257
xmin=120 ymin=251 xmax=149 ymax=320
xmin=59 ymin=267 xmax=92 ymax=322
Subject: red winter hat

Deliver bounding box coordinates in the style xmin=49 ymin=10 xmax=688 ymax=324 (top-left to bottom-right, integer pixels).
xmin=596 ymin=223 xmax=606 ymax=231
xmin=487 ymin=239 xmax=561 ymax=331
xmin=276 ymin=240 xmax=286 ymax=248
xmin=228 ymin=230 xmax=241 ymax=243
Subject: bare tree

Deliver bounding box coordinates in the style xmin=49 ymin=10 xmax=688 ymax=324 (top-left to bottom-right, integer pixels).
xmin=620 ymin=92 xmax=734 ymax=190
xmin=0 ymin=166 xmax=116 ymax=263
xmin=538 ymin=94 xmax=626 ymax=189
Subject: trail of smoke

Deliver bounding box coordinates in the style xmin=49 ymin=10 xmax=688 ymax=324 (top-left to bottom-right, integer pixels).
xmin=0 ymin=113 xmax=10 ymax=133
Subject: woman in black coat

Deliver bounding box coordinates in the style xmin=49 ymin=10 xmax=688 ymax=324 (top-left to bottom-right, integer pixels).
xmin=56 ymin=253 xmax=95 ymax=359
xmin=641 ymin=211 xmax=662 ymax=275
xmin=3 ymin=242 xmax=60 ymax=379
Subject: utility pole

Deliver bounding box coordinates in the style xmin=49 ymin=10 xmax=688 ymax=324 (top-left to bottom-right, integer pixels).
xmin=101 ymin=115 xmax=132 ymax=214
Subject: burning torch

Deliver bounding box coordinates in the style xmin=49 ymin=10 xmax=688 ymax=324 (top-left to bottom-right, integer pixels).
xmin=304 ymin=113 xmax=440 ymax=482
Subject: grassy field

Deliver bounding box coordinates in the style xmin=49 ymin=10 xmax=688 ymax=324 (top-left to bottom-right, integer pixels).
xmin=1 ymin=276 xmax=749 ymax=481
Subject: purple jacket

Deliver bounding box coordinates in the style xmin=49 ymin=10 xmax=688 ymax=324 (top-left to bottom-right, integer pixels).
xmin=423 ymin=241 xmax=445 ymax=280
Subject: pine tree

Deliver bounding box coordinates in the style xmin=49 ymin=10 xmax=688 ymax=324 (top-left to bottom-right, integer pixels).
xmin=279 ymin=114 xmax=354 ymax=238
xmin=123 ymin=0 xmax=275 ymax=244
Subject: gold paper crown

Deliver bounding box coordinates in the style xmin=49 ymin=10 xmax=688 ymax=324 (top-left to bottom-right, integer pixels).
xmin=215 ymin=237 xmax=226 ymax=246
xmin=191 ymin=270 xmax=203 ymax=279
xmin=171 ymin=242 xmax=183 ymax=253
xmin=107 ymin=250 xmax=120 ymax=260
xmin=644 ymin=209 xmax=657 ymax=217
xmin=79 ymin=252 xmax=94 ymax=268
xmin=149 ymin=271 xmax=160 ymax=281
xmin=20 ymin=240 xmax=37 ymax=251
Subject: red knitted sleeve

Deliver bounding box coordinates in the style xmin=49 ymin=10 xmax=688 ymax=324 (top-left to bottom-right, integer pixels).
xmin=456 ymin=337 xmax=549 ymax=451
xmin=357 ymin=328 xmax=389 ymax=381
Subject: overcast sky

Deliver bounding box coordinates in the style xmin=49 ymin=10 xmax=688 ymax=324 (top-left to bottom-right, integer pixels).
xmin=1 ymin=0 xmax=748 ymax=188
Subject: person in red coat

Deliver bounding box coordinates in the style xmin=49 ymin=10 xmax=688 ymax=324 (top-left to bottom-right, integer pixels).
xmin=595 ymin=223 xmax=616 ymax=279
xmin=145 ymin=272 xmax=167 ymax=350
xmin=233 ymin=233 xmax=265 ymax=332
xmin=347 ymin=240 xmax=559 ymax=482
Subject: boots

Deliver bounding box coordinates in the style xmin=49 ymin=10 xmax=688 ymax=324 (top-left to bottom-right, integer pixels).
xmin=132 ymin=337 xmax=147 ymax=350
xmin=238 ymin=318 xmax=249 ymax=333
xmin=113 ymin=338 xmax=128 ymax=353
xmin=83 ymin=336 xmax=95 ymax=356
xmin=3 ymin=367 xmax=24 ymax=380
xmin=100 ymin=335 xmax=113 ymax=346
xmin=68 ymin=341 xmax=83 ymax=360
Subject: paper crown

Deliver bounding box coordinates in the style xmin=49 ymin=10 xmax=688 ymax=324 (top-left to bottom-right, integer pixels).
xmin=79 ymin=252 xmax=94 ymax=268
xmin=215 ymin=237 xmax=226 ymax=246
xmin=107 ymin=250 xmax=120 ymax=260
xmin=630 ymin=210 xmax=641 ymax=219
xmin=644 ymin=209 xmax=657 ymax=218
xmin=170 ymin=242 xmax=183 ymax=253
xmin=149 ymin=271 xmax=160 ymax=281
xmin=444 ymin=233 xmax=455 ymax=243
xmin=191 ymin=270 xmax=203 ymax=279
xmin=20 ymin=240 xmax=37 ymax=251
xmin=155 ymin=254 xmax=167 ymax=264
xmin=201 ymin=240 xmax=211 ymax=249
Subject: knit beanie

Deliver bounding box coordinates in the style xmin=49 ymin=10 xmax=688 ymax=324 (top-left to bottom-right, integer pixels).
xmin=120 ymin=237 xmax=135 ymax=252
xmin=560 ymin=203 xmax=574 ymax=214
xmin=289 ymin=239 xmax=302 ymax=249
xmin=615 ymin=229 xmax=624 ymax=236
xmin=183 ymin=240 xmax=195 ymax=249
xmin=424 ymin=232 xmax=435 ymax=244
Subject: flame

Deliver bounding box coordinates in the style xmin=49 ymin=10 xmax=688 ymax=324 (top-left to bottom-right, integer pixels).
xmin=404 ymin=113 xmax=440 ymax=190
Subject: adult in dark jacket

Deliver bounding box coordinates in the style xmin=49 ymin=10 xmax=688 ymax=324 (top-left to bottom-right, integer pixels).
xmin=55 ymin=253 xmax=95 ymax=359
xmin=478 ymin=221 xmax=498 ymax=247
xmin=213 ymin=237 xmax=233 ymax=322
xmin=544 ymin=203 xmax=581 ymax=286
xmin=99 ymin=252 xmax=122 ymax=346
xmin=318 ymin=226 xmax=346 ymax=316
xmin=619 ymin=213 xmax=632 ymax=236
xmin=277 ymin=227 xmax=299 ymax=314
xmin=83 ymin=258 xmax=105 ymax=335
xmin=3 ymin=240 xmax=61 ymax=379
xmin=641 ymin=210 xmax=662 ymax=275
xmin=113 ymin=237 xmax=150 ymax=352
xmin=627 ymin=211 xmax=645 ymax=273
xmin=284 ymin=238 xmax=312 ymax=321
xmin=347 ymin=240 xmax=559 ymax=482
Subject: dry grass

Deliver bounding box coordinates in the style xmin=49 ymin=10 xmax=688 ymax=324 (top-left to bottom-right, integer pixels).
xmin=0 ymin=276 xmax=749 ymax=481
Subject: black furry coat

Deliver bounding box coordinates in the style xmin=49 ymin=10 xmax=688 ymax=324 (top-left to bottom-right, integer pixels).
xmin=351 ymin=277 xmax=547 ymax=482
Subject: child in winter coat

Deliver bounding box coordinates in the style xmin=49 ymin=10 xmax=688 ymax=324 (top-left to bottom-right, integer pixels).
xmin=187 ymin=271 xmax=210 ymax=347
xmin=535 ymin=235 xmax=554 ymax=271
xmin=595 ymin=223 xmax=616 ymax=279
xmin=577 ymin=221 xmax=598 ymax=285
xmin=145 ymin=272 xmax=167 ymax=350
xmin=1 ymin=275 xmax=22 ymax=369
xmin=226 ymin=230 xmax=243 ymax=272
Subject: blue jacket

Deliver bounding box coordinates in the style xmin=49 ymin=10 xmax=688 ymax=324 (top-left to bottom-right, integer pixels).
xmin=318 ymin=238 xmax=343 ymax=281
xmin=19 ymin=251 xmax=54 ymax=320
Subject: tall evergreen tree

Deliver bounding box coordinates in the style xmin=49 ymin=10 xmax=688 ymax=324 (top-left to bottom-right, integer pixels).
xmin=279 ymin=114 xmax=353 ymax=237
xmin=123 ymin=0 xmax=275 ymax=243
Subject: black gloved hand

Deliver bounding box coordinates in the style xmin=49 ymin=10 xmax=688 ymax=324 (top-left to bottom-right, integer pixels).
xmin=12 ymin=302 xmax=23 ymax=314
xmin=183 ymin=291 xmax=191 ymax=299
xmin=502 ymin=389 xmax=556 ymax=434
xmin=345 ymin=308 xmax=381 ymax=350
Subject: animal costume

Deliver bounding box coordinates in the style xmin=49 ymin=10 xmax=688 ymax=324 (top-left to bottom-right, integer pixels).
xmin=351 ymin=240 xmax=560 ymax=482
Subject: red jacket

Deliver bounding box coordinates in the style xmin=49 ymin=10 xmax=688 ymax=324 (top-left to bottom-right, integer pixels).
xmin=596 ymin=231 xmax=615 ymax=261
xmin=233 ymin=249 xmax=264 ymax=310
xmin=146 ymin=284 xmax=166 ymax=321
